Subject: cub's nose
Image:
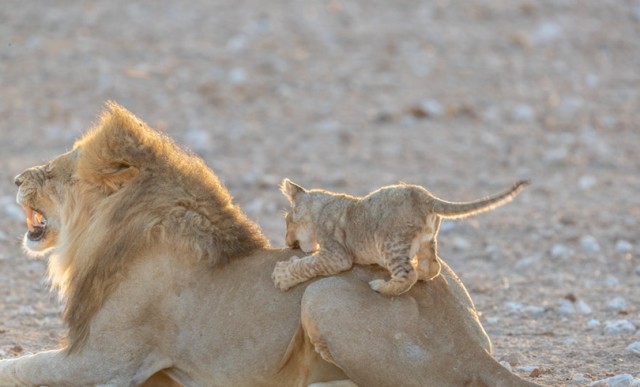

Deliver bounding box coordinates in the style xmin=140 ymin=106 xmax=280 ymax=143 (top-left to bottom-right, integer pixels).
xmin=14 ymin=174 xmax=23 ymax=187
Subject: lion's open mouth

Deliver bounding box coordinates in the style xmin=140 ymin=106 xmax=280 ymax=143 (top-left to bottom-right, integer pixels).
xmin=23 ymin=206 xmax=47 ymax=241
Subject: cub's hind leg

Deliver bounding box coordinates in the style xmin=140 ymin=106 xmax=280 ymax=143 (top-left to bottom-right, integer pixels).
xmin=415 ymin=217 xmax=442 ymax=281
xmin=369 ymin=238 xmax=418 ymax=296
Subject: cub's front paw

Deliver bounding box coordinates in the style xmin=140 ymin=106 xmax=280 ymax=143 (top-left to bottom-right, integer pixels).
xmin=272 ymin=261 xmax=296 ymax=291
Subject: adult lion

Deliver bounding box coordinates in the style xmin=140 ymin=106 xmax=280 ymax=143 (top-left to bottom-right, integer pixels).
xmin=1 ymin=103 xmax=539 ymax=386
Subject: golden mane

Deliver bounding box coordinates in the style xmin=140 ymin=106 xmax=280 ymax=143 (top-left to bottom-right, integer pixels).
xmin=55 ymin=102 xmax=269 ymax=352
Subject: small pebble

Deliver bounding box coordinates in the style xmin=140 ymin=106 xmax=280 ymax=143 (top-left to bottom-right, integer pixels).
xmin=587 ymin=319 xmax=601 ymax=329
xmin=516 ymin=365 xmax=539 ymax=373
xmin=512 ymin=104 xmax=535 ymax=122
xmin=499 ymin=360 xmax=512 ymax=372
xmin=563 ymin=338 xmax=578 ymax=345
xmin=485 ymin=316 xmax=499 ymax=324
xmin=501 ymin=353 xmax=522 ymax=367
xmin=589 ymin=373 xmax=637 ymax=387
xmin=556 ymin=298 xmax=575 ymax=315
xmin=604 ymin=275 xmax=620 ymax=287
xmin=550 ymin=244 xmax=573 ymax=258
xmin=579 ymin=175 xmax=597 ymax=190
xmin=603 ymin=320 xmax=636 ymax=335
xmin=626 ymin=341 xmax=640 ymax=356
xmin=607 ymin=297 xmax=628 ymax=311
xmin=419 ymin=99 xmax=444 ymax=118
xmin=580 ymin=235 xmax=601 ymax=253
xmin=572 ymin=373 xmax=590 ymax=384
xmin=575 ymin=300 xmax=593 ymax=315
xmin=534 ymin=22 xmax=562 ymax=43
xmin=543 ymin=147 xmax=568 ymax=162
xmin=452 ymin=236 xmax=470 ymax=250
xmin=615 ymin=239 xmax=632 ymax=253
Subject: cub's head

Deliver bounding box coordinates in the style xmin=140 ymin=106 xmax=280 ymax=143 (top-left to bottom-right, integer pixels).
xmin=15 ymin=149 xmax=79 ymax=254
xmin=280 ymin=178 xmax=319 ymax=253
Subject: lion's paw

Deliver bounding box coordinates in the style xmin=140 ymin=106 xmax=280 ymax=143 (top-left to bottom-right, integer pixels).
xmin=272 ymin=261 xmax=296 ymax=291
xmin=368 ymin=279 xmax=386 ymax=292
xmin=368 ymin=279 xmax=410 ymax=296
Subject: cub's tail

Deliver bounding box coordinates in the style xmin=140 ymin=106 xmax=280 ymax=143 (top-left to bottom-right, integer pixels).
xmin=432 ymin=180 xmax=529 ymax=219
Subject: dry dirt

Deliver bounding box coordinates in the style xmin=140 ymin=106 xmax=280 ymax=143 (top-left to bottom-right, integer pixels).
xmin=0 ymin=1 xmax=639 ymax=386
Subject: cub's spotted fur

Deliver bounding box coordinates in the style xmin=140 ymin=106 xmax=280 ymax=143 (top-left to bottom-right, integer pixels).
xmin=272 ymin=179 xmax=528 ymax=296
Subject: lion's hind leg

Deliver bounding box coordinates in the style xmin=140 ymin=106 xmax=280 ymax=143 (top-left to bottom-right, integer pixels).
xmin=414 ymin=216 xmax=442 ymax=281
xmin=369 ymin=238 xmax=418 ymax=296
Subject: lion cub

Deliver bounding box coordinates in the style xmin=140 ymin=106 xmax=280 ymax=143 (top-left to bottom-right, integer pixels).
xmin=272 ymin=178 xmax=528 ymax=296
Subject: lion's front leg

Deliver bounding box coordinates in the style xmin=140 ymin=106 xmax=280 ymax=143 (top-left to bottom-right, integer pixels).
xmin=272 ymin=245 xmax=353 ymax=291
xmin=0 ymin=348 xmax=169 ymax=386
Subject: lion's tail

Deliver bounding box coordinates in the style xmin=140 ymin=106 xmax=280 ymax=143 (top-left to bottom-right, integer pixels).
xmin=431 ymin=180 xmax=529 ymax=220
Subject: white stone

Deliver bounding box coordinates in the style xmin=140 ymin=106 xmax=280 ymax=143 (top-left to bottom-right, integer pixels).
xmin=229 ymin=68 xmax=247 ymax=84
xmin=556 ymin=298 xmax=575 ymax=315
xmin=603 ymin=320 xmax=636 ymax=335
xmin=515 ymin=365 xmax=539 ymax=373
xmin=607 ymin=296 xmax=628 ymax=311
xmin=452 ymin=236 xmax=470 ymax=250
xmin=515 ymin=255 xmax=538 ymax=271
xmin=484 ymin=244 xmax=502 ymax=260
xmin=499 ymin=360 xmax=512 ymax=372
xmin=558 ymin=97 xmax=583 ymax=117
xmin=572 ymin=373 xmax=589 ymax=384
xmin=587 ymin=319 xmax=601 ymax=329
xmin=605 ymin=275 xmax=620 ymax=287
xmin=626 ymin=341 xmax=640 ymax=356
xmin=579 ymin=175 xmax=597 ymax=190
xmin=184 ymin=128 xmax=211 ymax=152
xmin=575 ymin=300 xmax=593 ymax=315
xmin=512 ymin=104 xmax=535 ymax=122
xmin=580 ymin=235 xmax=601 ymax=253
xmin=485 ymin=316 xmax=499 ymax=324
xmin=521 ymin=305 xmax=546 ymax=315
xmin=590 ymin=374 xmax=636 ymax=387
xmin=544 ymin=147 xmax=569 ymax=162
xmin=419 ymin=99 xmax=444 ymax=118
xmin=550 ymin=244 xmax=573 ymax=258
xmin=615 ymin=239 xmax=632 ymax=253
xmin=585 ymin=74 xmax=600 ymax=88
xmin=534 ymin=22 xmax=562 ymax=43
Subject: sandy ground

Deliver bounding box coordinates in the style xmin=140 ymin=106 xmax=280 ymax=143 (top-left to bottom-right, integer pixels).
xmin=1 ymin=1 xmax=639 ymax=385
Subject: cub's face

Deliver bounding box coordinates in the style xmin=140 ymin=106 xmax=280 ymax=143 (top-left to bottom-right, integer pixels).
xmin=14 ymin=150 xmax=78 ymax=254
xmin=284 ymin=206 xmax=318 ymax=254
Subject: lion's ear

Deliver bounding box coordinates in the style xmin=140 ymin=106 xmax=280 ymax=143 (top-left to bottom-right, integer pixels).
xmin=98 ymin=164 xmax=139 ymax=193
xmin=281 ymin=178 xmax=306 ymax=203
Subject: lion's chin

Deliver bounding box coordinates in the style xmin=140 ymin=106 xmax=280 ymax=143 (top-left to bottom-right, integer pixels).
xmin=22 ymin=230 xmax=56 ymax=256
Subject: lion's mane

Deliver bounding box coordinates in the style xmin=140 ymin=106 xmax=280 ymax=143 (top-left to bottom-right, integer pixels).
xmin=52 ymin=103 xmax=269 ymax=351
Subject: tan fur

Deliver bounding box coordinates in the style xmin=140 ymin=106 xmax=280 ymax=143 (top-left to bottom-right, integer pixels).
xmin=274 ymin=179 xmax=527 ymax=295
xmin=15 ymin=103 xmax=269 ymax=353
xmin=3 ymin=103 xmax=540 ymax=386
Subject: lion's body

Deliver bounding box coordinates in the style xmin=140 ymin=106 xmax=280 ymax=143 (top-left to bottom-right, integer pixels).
xmin=2 ymin=103 xmax=539 ymax=386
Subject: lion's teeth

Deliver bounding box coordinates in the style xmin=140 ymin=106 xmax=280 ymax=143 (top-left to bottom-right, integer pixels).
xmin=34 ymin=211 xmax=45 ymax=226
xmin=25 ymin=207 xmax=34 ymax=232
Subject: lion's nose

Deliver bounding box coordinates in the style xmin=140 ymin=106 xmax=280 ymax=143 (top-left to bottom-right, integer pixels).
xmin=14 ymin=175 xmax=23 ymax=187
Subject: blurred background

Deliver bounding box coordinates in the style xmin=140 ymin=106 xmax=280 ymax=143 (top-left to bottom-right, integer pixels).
xmin=0 ymin=1 xmax=638 ymax=385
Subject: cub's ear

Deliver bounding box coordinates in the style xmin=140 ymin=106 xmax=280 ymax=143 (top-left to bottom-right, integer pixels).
xmin=280 ymin=178 xmax=306 ymax=203
xmin=97 ymin=163 xmax=139 ymax=194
